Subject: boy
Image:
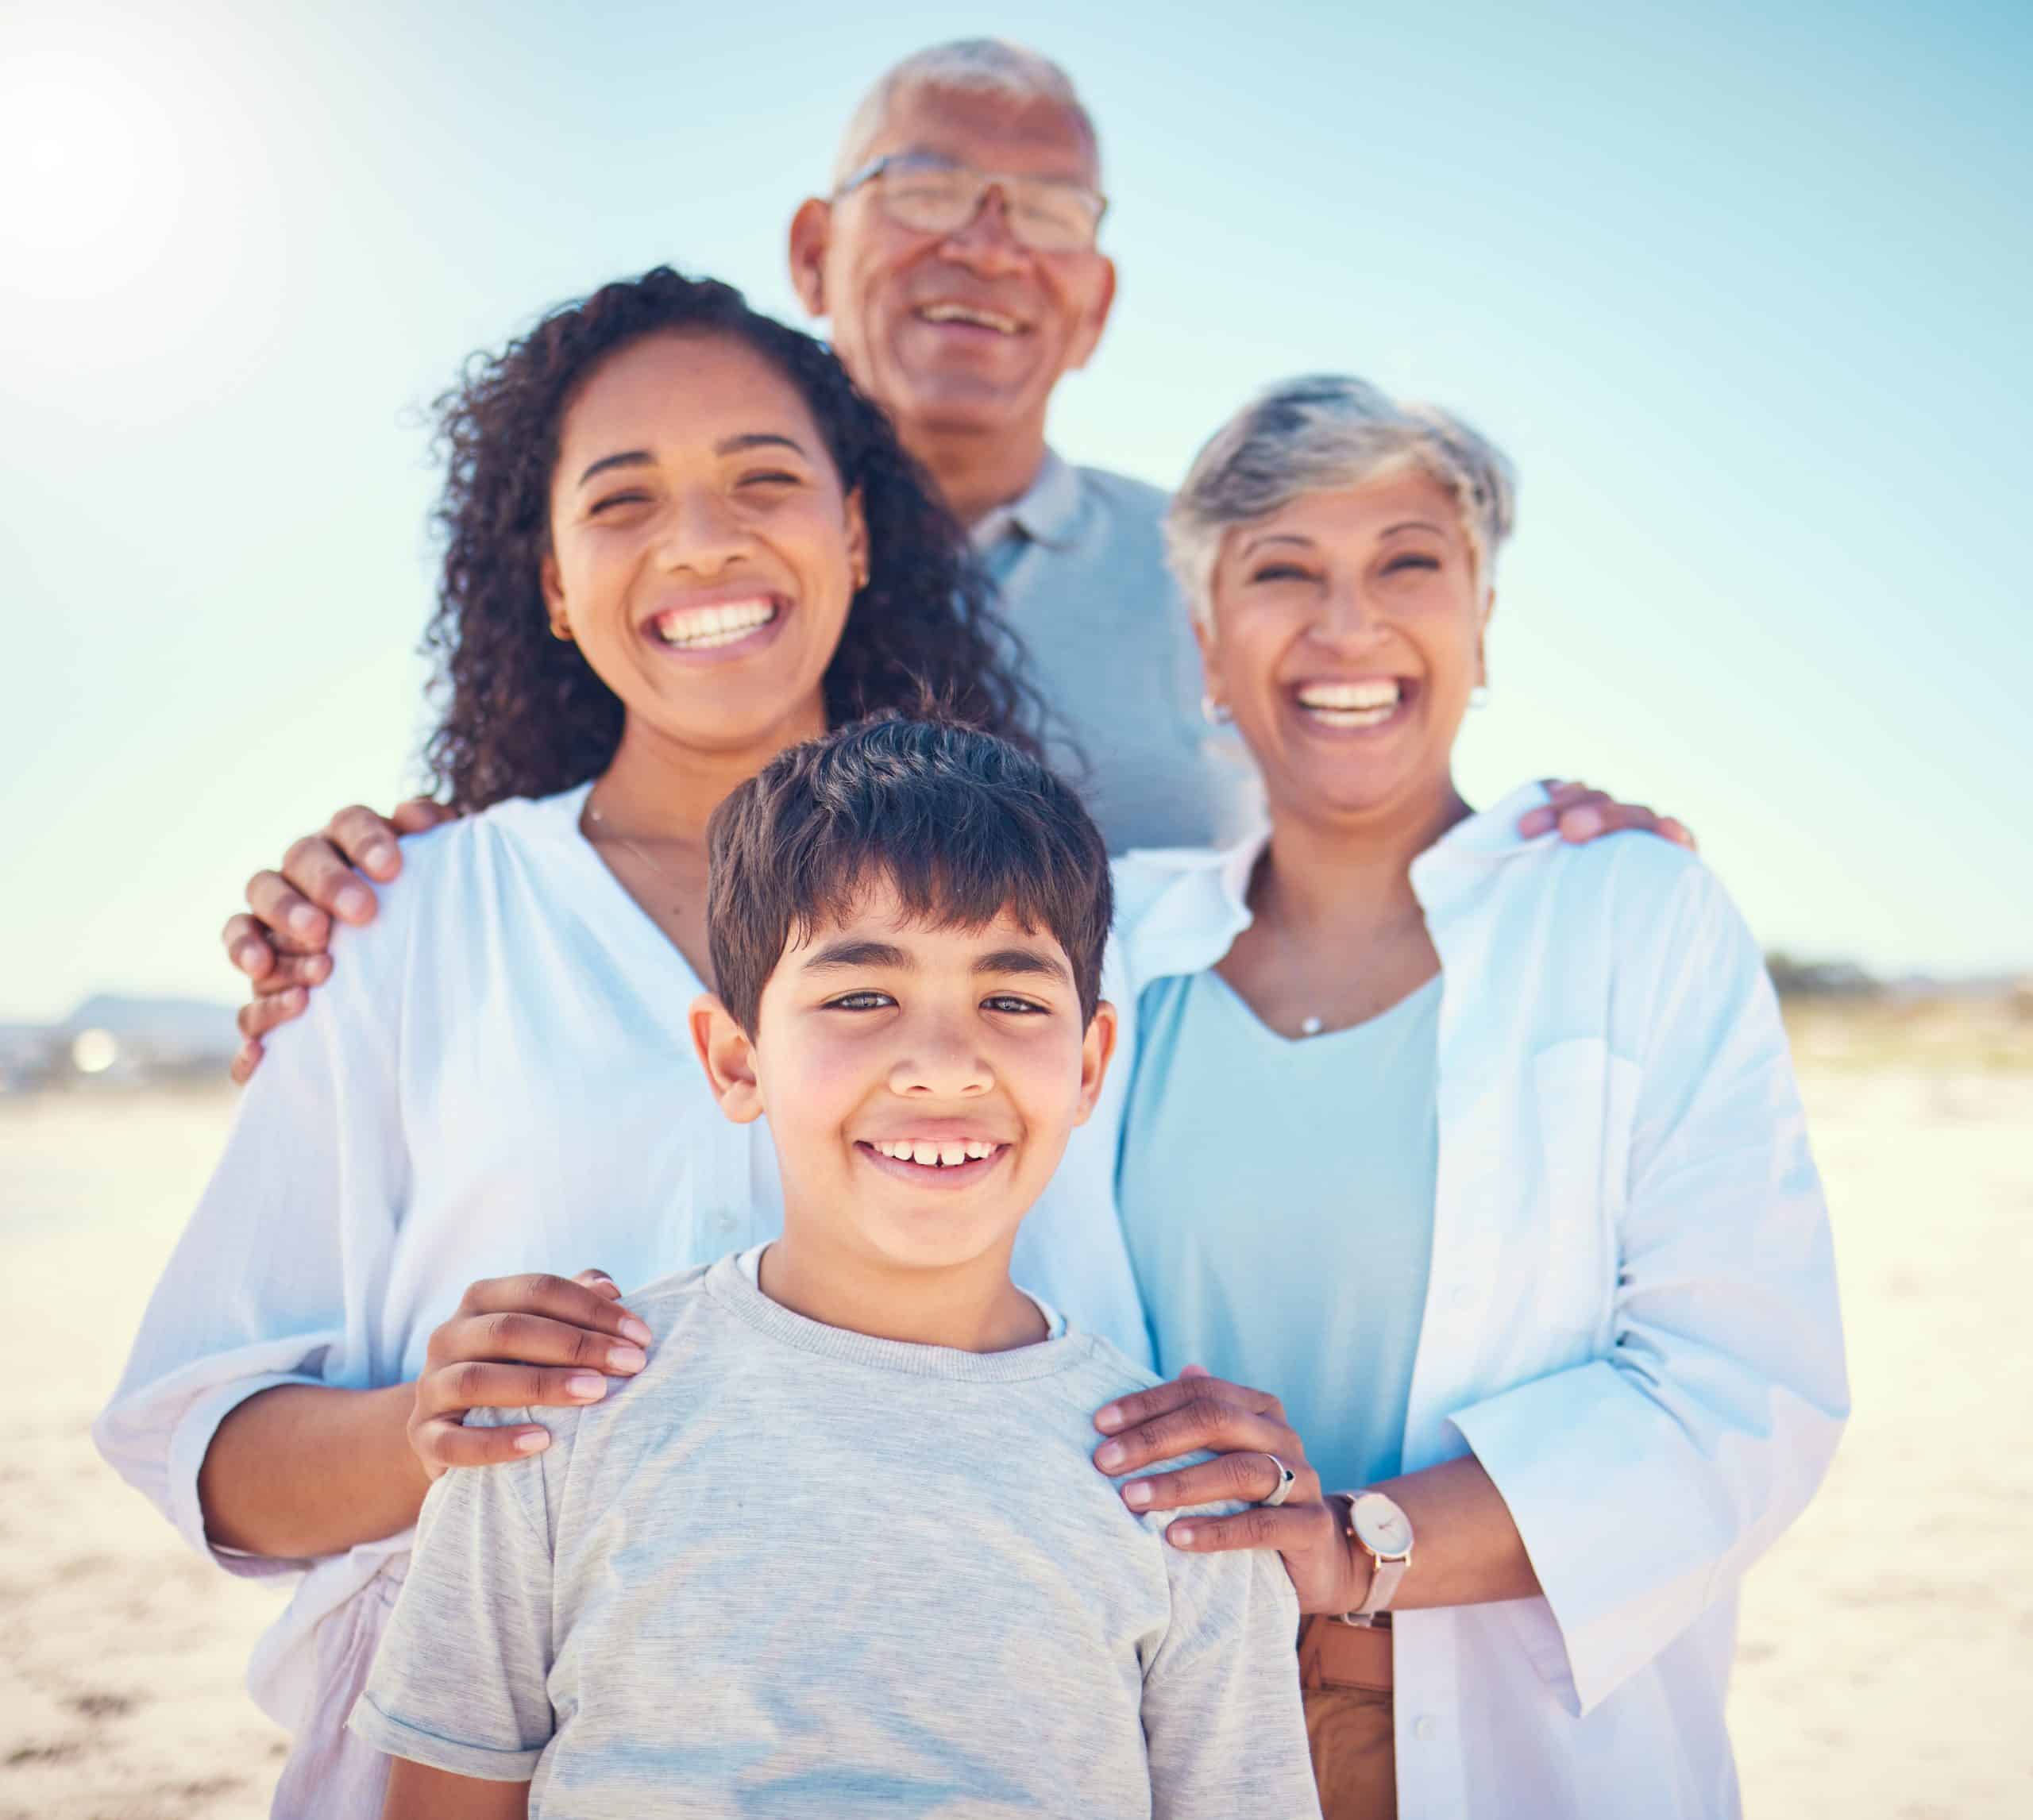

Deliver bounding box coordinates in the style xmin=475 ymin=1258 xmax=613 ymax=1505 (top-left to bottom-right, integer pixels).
xmin=349 ymin=715 xmax=1320 ymax=1818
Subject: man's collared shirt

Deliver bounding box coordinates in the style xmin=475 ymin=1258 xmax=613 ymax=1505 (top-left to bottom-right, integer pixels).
xmin=970 ymin=449 xmax=1260 ymax=855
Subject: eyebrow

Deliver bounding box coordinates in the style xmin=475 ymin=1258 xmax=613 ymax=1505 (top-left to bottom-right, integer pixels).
xmin=973 ymin=947 xmax=1072 ymax=985
xmin=1379 ymin=519 xmax=1450 ymax=538
xmin=716 ymin=432 xmax=809 ymax=458
xmin=797 ymin=938 xmax=1071 ymax=985
xmin=802 ymin=939 xmax=910 ymax=973
xmin=1238 ymin=532 xmax=1313 ymax=560
xmin=574 ymin=433 xmax=810 ymax=490
xmin=577 ymin=449 xmax=653 ymax=488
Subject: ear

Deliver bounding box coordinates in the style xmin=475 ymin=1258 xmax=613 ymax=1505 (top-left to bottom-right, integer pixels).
xmin=788 ymin=198 xmax=834 ymax=319
xmin=1070 ymin=999 xmax=1119 ymax=1125
xmin=1190 ymin=610 xmax=1227 ymax=715
xmin=1476 ymin=585 xmax=1496 ymax=687
xmin=1062 ymin=253 xmax=1117 ymax=373
xmin=689 ymin=993 xmax=766 ymax=1125
xmin=843 ymin=485 xmax=870 ymax=592
xmin=540 ymin=550 xmax=569 ymax=639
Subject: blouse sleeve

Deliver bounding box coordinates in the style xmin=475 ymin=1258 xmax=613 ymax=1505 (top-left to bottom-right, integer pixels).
xmin=92 ymin=906 xmax=413 ymax=1576
xmin=1448 ymin=860 xmax=1850 ymax=1715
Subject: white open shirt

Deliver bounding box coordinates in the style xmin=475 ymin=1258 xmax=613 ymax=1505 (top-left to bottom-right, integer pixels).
xmin=1035 ymin=782 xmax=1850 ymax=1819
xmin=93 ymin=783 xmax=1152 ymax=1737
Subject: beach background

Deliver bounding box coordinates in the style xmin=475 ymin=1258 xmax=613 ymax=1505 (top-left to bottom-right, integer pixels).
xmin=6 ymin=0 xmax=2031 ymax=1813
xmin=9 ymin=1001 xmax=2031 ymax=1818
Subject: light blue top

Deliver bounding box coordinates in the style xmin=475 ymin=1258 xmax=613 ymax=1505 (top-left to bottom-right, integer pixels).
xmin=1117 ymin=966 xmax=1442 ymax=1495
xmin=972 ymin=449 xmax=1261 ymax=854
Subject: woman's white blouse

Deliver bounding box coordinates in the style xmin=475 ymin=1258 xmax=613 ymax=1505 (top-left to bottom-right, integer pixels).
xmin=92 ymin=784 xmax=1151 ymax=1735
xmin=1044 ymin=782 xmax=1850 ymax=1820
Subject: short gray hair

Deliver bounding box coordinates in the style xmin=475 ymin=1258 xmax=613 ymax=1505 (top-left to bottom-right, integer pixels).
xmin=1165 ymin=375 xmax=1518 ymax=627
xmin=831 ymin=40 xmax=1100 ymax=189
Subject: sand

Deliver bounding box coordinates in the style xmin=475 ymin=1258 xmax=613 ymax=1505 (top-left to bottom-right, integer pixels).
xmin=8 ymin=1066 xmax=2030 ymax=1818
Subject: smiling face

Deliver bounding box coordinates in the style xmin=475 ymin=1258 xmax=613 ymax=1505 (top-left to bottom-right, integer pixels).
xmin=692 ymin=877 xmax=1114 ymax=1278
xmin=1198 ymin=470 xmax=1492 ymax=825
xmin=790 ymin=83 xmax=1117 ymax=448
xmin=540 ymin=329 xmax=868 ymax=755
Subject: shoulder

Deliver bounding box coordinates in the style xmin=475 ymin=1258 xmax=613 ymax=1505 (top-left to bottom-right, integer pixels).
xmin=1110 ymin=846 xmax=1221 ymax=923
xmin=390 ymin=789 xmax=585 ymax=893
xmin=1523 ymin=829 xmax=1746 ymax=973
xmin=611 ymin=1262 xmax=716 ymax=1344
xmin=1429 ymin=785 xmax=1726 ymax=955
xmin=1068 ymin=461 xmax=1171 ymax=525
xmin=322 ymin=789 xmax=588 ymax=981
xmin=465 ymin=1264 xmax=719 ymax=1448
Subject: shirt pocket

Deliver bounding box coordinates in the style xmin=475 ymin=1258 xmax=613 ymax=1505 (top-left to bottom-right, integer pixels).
xmin=1529 ymin=1039 xmax=1638 ymax=1351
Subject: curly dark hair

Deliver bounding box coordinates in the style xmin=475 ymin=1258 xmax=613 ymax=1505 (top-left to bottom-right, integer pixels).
xmin=419 ymin=267 xmax=1042 ymax=811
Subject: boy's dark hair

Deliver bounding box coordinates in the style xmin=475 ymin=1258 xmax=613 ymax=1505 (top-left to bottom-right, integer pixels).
xmin=707 ymin=714 xmax=1113 ymax=1035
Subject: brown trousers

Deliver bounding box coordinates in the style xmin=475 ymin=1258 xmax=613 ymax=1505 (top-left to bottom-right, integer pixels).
xmin=1298 ymin=1616 xmax=1398 ymax=1819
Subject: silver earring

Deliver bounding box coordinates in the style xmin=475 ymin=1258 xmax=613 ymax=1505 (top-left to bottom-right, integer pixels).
xmin=1201 ymin=694 xmax=1233 ymax=727
xmin=1468 ymin=684 xmax=1490 ymax=709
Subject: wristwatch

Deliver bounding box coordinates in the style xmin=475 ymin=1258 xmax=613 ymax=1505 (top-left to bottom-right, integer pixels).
xmin=1336 ymin=1490 xmax=1414 ymax=1628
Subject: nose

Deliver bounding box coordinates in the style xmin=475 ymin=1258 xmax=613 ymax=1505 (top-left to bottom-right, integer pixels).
xmin=1310 ymin=577 xmax=1390 ymax=652
xmin=938 ymin=185 xmax=1029 ymax=275
xmin=653 ymin=483 xmax=750 ymax=576
xmin=886 ymin=1012 xmax=993 ymax=1100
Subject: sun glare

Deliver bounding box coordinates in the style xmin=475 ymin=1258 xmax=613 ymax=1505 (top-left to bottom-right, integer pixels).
xmin=0 ymin=50 xmax=187 ymax=302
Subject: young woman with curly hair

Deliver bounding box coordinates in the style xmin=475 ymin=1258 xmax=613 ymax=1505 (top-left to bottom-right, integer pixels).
xmin=95 ymin=268 xmax=1151 ymax=1820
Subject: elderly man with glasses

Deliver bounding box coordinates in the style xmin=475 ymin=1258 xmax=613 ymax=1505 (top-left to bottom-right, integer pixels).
xmin=789 ymin=40 xmax=1248 ymax=853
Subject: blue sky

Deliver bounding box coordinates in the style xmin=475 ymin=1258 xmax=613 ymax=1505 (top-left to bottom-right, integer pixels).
xmin=2 ymin=0 xmax=2027 ymax=1019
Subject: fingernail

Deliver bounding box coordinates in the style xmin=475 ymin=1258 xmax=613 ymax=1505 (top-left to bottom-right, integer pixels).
xmin=288 ymin=904 xmax=321 ymax=936
xmin=1170 ymin=1525 xmax=1195 ymax=1547
xmin=1095 ymin=1404 xmax=1123 ymax=1432
xmin=1565 ymin=808 xmax=1603 ymax=839
xmin=1518 ymin=811 xmax=1549 ymax=836
xmin=284 ymin=988 xmax=306 ymax=1009
xmin=565 ymin=1373 xmax=606 ymax=1401
xmin=513 ymin=1429 xmax=550 ymax=1454
xmin=1123 ymin=1480 xmax=1152 ymax=1509
xmin=309 ymin=955 xmax=331 ymax=980
xmin=619 ymin=1317 xmax=652 ymax=1345
xmin=337 ymin=885 xmax=372 ymax=920
xmin=1095 ymin=1440 xmax=1125 ymax=1470
xmin=364 ymin=843 xmax=395 ymax=874
xmin=606 ymin=1345 xmax=646 ymax=1373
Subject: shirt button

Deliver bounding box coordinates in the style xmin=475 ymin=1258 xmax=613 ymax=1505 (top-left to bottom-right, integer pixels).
xmin=1414 ymin=1715 xmax=1438 ymax=1742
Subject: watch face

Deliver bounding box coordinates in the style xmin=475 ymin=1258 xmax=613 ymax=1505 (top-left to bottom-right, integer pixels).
xmin=1352 ymin=1492 xmax=1412 ymax=1559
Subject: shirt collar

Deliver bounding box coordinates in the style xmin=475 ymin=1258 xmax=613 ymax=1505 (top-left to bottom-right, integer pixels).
xmin=1121 ymin=780 xmax=1557 ymax=985
xmin=969 ymin=448 xmax=1083 ymax=555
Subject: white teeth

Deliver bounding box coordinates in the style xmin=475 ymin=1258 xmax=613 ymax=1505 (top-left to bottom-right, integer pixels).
xmin=919 ymin=303 xmax=1022 ymax=334
xmin=872 ymin=1139 xmax=998 ymax=1168
xmin=654 ymin=599 xmax=778 ymax=648
xmin=1297 ymin=680 xmax=1403 ymax=728
xmin=1298 ymin=681 xmax=1401 ymax=710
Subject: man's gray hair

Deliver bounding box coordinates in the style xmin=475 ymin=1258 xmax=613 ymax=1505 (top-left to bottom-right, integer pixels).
xmin=831 ymin=40 xmax=1100 ymax=189
xmin=1165 ymin=376 xmax=1518 ymax=627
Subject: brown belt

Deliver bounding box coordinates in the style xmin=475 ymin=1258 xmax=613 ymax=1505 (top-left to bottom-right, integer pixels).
xmin=1298 ymin=1614 xmax=1394 ymax=1693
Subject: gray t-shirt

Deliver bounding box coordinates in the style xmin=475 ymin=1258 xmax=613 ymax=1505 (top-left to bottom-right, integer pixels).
xmin=351 ymin=1253 xmax=1319 ymax=1818
xmin=973 ymin=451 xmax=1263 ymax=856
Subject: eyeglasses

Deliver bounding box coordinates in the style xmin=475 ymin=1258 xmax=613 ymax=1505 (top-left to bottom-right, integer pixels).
xmin=834 ymin=153 xmax=1108 ymax=254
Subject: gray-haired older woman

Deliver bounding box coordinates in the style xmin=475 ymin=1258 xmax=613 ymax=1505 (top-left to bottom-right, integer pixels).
xmin=1062 ymin=377 xmax=1848 ymax=1817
